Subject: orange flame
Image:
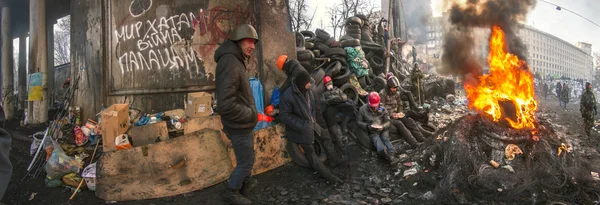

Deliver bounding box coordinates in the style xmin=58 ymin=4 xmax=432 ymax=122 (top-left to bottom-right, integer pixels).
xmin=464 ymin=26 xmax=537 ymax=129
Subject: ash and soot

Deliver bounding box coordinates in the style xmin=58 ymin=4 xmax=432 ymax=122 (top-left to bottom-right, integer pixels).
xmin=413 ymin=0 xmax=600 ymax=204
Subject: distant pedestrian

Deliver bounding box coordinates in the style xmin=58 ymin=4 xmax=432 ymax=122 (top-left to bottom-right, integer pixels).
xmin=561 ymin=82 xmax=570 ymax=109
xmin=580 ymin=82 xmax=597 ymax=136
xmin=556 ymin=82 xmax=563 ymax=106
xmin=215 ymin=24 xmax=259 ymax=205
xmin=542 ymin=83 xmax=548 ymax=100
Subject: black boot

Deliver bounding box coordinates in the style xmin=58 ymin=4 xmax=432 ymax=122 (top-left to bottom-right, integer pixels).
xmin=329 ymin=125 xmax=345 ymax=151
xmin=418 ymin=125 xmax=434 ymax=138
xmin=221 ymin=188 xmax=252 ymax=205
xmin=240 ymin=177 xmax=258 ymax=197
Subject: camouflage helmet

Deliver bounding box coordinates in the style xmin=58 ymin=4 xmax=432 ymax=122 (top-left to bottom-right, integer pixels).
xmin=231 ymin=24 xmax=259 ymax=42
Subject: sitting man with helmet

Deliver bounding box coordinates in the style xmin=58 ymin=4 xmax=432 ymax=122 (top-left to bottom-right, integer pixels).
xmin=321 ymin=76 xmax=356 ymax=152
xmin=380 ymin=75 xmax=426 ymax=148
xmin=356 ymin=92 xmax=396 ymax=164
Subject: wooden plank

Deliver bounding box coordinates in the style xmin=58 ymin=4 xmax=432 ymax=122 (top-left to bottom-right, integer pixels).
xmin=128 ymin=121 xmax=169 ymax=147
xmin=96 ymin=129 xmax=233 ymax=201
xmin=184 ymin=115 xmax=230 ymax=145
xmin=251 ymin=125 xmax=289 ymax=175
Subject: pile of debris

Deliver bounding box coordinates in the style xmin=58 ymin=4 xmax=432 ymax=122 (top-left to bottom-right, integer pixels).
xmin=399 ymin=114 xmax=600 ymax=204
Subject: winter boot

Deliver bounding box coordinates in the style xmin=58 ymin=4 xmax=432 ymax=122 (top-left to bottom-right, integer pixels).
xmin=240 ymin=177 xmax=258 ymax=197
xmin=329 ymin=125 xmax=345 ymax=151
xmin=418 ymin=125 xmax=434 ymax=138
xmin=221 ymin=188 xmax=252 ymax=205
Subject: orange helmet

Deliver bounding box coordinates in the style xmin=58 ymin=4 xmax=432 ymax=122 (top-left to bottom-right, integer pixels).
xmin=324 ymin=76 xmax=332 ymax=85
xmin=276 ymin=55 xmax=288 ymax=71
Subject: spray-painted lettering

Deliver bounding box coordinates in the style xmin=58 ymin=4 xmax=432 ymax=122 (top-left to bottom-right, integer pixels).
xmin=115 ymin=12 xmax=203 ymax=77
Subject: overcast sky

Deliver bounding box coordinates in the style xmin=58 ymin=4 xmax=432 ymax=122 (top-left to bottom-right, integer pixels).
xmin=307 ymin=0 xmax=599 ymax=55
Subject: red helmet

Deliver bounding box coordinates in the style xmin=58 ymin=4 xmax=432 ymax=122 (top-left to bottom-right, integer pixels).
xmin=368 ymin=92 xmax=380 ymax=107
xmin=324 ymin=76 xmax=332 ymax=85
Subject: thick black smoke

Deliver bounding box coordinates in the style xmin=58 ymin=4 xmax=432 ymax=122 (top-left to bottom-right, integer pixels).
xmin=439 ymin=0 xmax=537 ymax=77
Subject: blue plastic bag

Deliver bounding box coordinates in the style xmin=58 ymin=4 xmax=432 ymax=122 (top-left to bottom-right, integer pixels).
xmin=249 ymin=78 xmax=264 ymax=114
xmin=271 ymin=86 xmax=281 ymax=106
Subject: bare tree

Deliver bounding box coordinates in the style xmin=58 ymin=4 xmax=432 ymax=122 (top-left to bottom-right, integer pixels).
xmin=54 ymin=16 xmax=70 ymax=65
xmin=288 ymin=0 xmax=317 ymax=33
xmin=594 ymin=51 xmax=600 ymax=66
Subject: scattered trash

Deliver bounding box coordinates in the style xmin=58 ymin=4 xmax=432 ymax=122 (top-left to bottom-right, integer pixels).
xmin=557 ymin=143 xmax=568 ymax=156
xmin=404 ymin=167 xmax=418 ymax=177
xmin=591 ymin=172 xmax=600 ymax=181
xmin=403 ymin=162 xmax=413 ymax=167
xmin=421 ymin=191 xmax=434 ymax=200
xmin=29 ymin=192 xmax=37 ymax=201
xmin=82 ymin=163 xmax=97 ymax=191
xmin=62 ymin=173 xmax=83 ymax=188
xmin=497 ymin=188 xmax=503 ymax=192
xmin=397 ymin=154 xmax=409 ymax=162
xmin=29 ymin=131 xmax=45 ymax=156
xmin=45 ymin=141 xmax=83 ymax=179
xmin=115 ymin=134 xmax=132 ymax=150
xmin=489 ymin=160 xmax=500 ymax=168
xmin=74 ymin=126 xmax=88 ymax=146
xmin=501 ymin=165 xmax=515 ymax=173
xmin=504 ymin=144 xmax=523 ymax=160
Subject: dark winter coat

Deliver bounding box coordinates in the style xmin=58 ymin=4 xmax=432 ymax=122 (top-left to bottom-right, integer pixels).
xmin=356 ymin=104 xmax=392 ymax=135
xmin=214 ymin=40 xmax=258 ymax=135
xmin=280 ymin=79 xmax=327 ymax=144
xmin=279 ymin=59 xmax=308 ymax=93
xmin=323 ymin=87 xmax=348 ymax=106
xmin=0 ymin=128 xmax=11 ymax=200
xmin=379 ymin=89 xmax=403 ymax=114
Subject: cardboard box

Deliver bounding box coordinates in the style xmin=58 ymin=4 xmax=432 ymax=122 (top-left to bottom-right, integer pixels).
xmin=186 ymin=92 xmax=213 ymax=118
xmin=101 ymin=104 xmax=130 ymax=152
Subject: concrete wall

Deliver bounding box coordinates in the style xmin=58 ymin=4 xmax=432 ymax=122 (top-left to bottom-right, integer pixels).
xmin=70 ymin=0 xmax=104 ymax=120
xmin=66 ymin=0 xmax=294 ymax=120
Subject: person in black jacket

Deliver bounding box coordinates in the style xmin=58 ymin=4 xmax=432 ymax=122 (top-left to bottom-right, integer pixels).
xmin=215 ymin=24 xmax=259 ymax=205
xmin=280 ymin=71 xmax=343 ymax=184
xmin=322 ymin=76 xmax=355 ymax=151
xmin=357 ymin=92 xmax=396 ymax=163
xmin=0 ymin=128 xmax=11 ymax=201
xmin=278 ymin=55 xmax=309 ymax=93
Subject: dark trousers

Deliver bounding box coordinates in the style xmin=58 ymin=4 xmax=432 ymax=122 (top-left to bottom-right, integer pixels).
xmin=226 ymin=132 xmax=255 ymax=190
xmin=390 ymin=119 xmax=420 ymax=146
xmin=398 ymin=117 xmax=424 ymax=141
xmin=324 ymin=102 xmax=356 ymax=127
xmin=298 ymin=143 xmax=338 ymax=181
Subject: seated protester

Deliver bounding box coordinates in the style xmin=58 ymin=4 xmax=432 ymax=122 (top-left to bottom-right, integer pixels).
xmin=356 ymin=92 xmax=396 ymax=164
xmin=280 ymin=71 xmax=343 ymax=184
xmin=380 ymin=76 xmax=425 ymax=148
xmin=322 ymin=76 xmax=356 ymax=151
xmin=386 ymin=72 xmax=419 ymax=110
xmin=277 ymin=55 xmax=307 ymax=93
